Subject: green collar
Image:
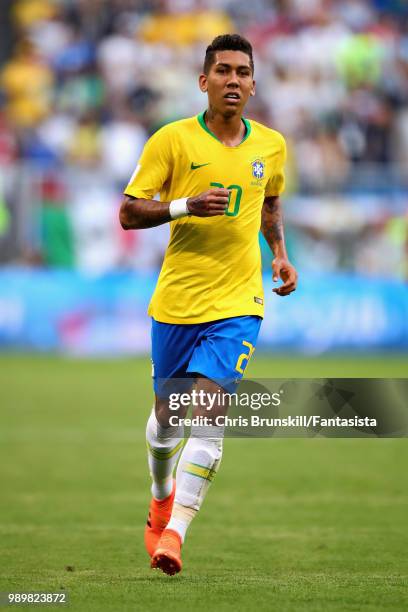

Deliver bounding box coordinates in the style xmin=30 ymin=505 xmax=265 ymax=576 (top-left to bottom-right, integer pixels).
xmin=197 ymin=111 xmax=251 ymax=146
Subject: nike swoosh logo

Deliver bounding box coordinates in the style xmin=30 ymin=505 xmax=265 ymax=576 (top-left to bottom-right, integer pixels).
xmin=191 ymin=162 xmax=211 ymax=170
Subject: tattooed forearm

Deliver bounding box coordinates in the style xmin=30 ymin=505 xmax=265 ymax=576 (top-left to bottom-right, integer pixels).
xmin=119 ymin=195 xmax=171 ymax=229
xmin=261 ymin=196 xmax=286 ymax=256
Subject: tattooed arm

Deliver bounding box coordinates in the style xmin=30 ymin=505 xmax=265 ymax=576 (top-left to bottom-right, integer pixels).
xmin=119 ymin=195 xmax=171 ymax=229
xmin=119 ymin=189 xmax=229 ymax=230
xmin=261 ymin=196 xmax=298 ymax=296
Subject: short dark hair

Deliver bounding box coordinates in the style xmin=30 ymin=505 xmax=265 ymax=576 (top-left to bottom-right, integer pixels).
xmin=203 ymin=34 xmax=254 ymax=75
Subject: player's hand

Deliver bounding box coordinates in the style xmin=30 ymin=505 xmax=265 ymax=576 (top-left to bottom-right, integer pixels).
xmin=187 ymin=189 xmax=230 ymax=217
xmin=272 ymin=257 xmax=298 ymax=296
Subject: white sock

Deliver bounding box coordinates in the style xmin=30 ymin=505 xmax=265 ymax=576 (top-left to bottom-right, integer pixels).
xmin=166 ymin=427 xmax=223 ymax=542
xmin=145 ymin=408 xmax=184 ymax=500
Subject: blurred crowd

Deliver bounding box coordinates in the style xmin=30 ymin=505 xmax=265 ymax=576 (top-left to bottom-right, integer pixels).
xmin=1 ymin=0 xmax=408 ymax=180
xmin=0 ymin=0 xmax=407 ymax=276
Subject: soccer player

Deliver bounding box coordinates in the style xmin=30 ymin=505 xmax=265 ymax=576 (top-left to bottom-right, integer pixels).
xmin=120 ymin=34 xmax=297 ymax=576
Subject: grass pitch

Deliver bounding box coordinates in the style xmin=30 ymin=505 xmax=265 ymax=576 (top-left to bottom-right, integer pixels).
xmin=1 ymin=354 xmax=407 ymax=611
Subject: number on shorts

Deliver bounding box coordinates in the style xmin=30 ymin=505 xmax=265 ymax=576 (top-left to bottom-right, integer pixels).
xmin=235 ymin=340 xmax=255 ymax=374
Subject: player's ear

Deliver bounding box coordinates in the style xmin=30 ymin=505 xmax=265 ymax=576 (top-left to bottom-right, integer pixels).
xmin=250 ymin=79 xmax=256 ymax=97
xmin=199 ymin=73 xmax=208 ymax=93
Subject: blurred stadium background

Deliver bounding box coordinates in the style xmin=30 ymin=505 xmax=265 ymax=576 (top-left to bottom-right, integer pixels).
xmin=0 ymin=0 xmax=407 ymax=356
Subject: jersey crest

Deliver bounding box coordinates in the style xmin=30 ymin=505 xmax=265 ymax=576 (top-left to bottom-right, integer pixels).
xmin=251 ymin=158 xmax=265 ymax=180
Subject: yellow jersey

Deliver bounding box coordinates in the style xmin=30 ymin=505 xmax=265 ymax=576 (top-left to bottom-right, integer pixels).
xmin=124 ymin=111 xmax=286 ymax=324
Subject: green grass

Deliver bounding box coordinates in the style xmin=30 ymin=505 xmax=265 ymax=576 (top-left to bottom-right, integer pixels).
xmin=1 ymin=354 xmax=407 ymax=611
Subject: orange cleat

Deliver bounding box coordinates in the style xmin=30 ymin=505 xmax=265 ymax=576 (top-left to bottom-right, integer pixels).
xmin=144 ymin=480 xmax=176 ymax=557
xmin=151 ymin=529 xmax=182 ymax=576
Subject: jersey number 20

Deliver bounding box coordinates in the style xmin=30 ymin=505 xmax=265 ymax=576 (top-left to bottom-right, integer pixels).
xmin=210 ymin=182 xmax=242 ymax=217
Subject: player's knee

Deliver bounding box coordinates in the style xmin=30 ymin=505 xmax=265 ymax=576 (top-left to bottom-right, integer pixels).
xmin=154 ymin=397 xmax=172 ymax=427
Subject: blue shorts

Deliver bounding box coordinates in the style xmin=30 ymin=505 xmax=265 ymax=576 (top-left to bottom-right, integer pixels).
xmin=151 ymin=315 xmax=262 ymax=396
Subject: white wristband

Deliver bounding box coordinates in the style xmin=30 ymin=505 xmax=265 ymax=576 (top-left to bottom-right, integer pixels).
xmin=169 ymin=198 xmax=190 ymax=219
